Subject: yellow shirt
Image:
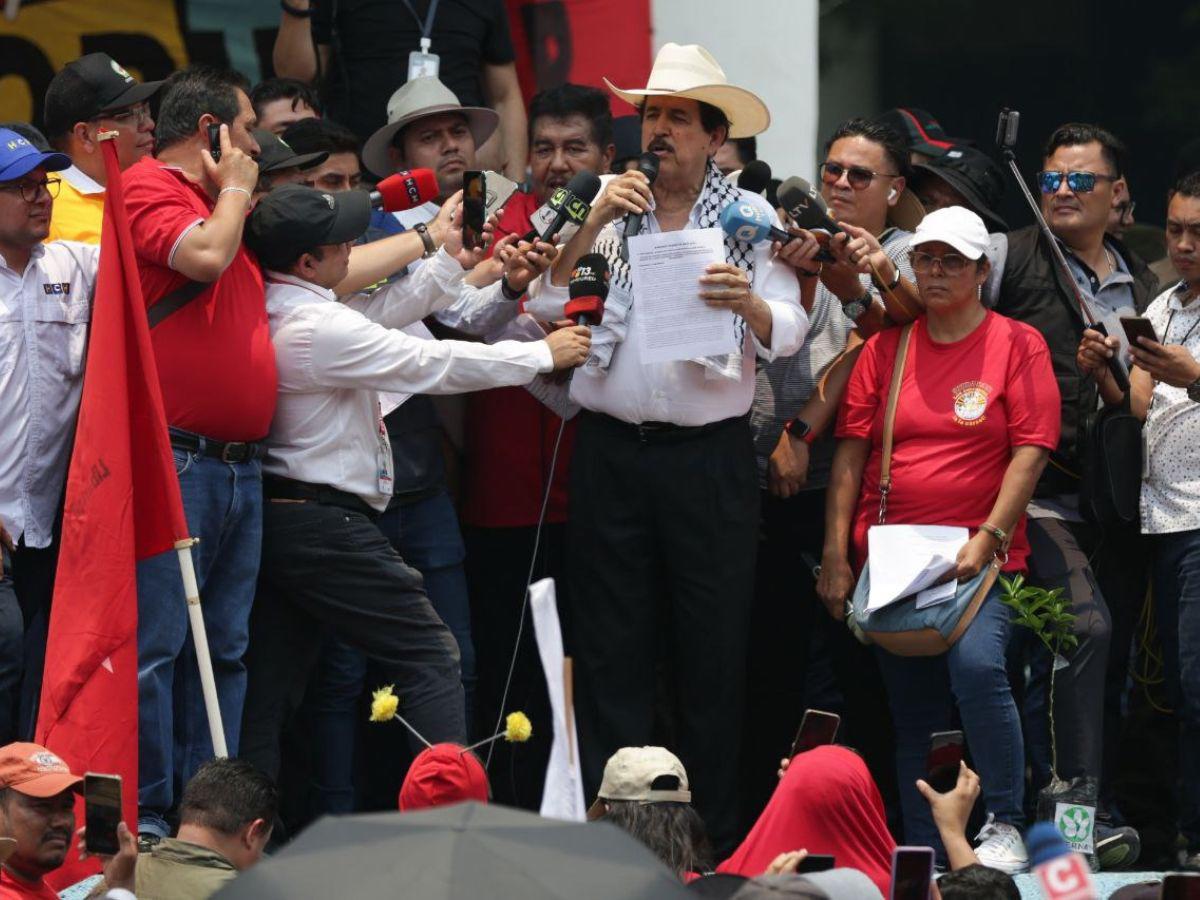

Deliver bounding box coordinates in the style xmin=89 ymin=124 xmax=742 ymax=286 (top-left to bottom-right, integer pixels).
xmin=47 ymin=165 xmax=105 ymax=244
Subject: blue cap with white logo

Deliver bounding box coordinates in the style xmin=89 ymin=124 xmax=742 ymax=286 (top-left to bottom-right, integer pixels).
xmin=0 ymin=128 xmax=70 ymax=183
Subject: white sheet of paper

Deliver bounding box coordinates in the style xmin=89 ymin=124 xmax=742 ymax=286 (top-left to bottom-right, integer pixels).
xmin=867 ymin=525 xmax=969 ymax=612
xmin=628 ymin=228 xmax=737 ymax=364
xmin=531 ymin=578 xmax=586 ymax=821
xmin=915 ymin=578 xmax=957 ymax=610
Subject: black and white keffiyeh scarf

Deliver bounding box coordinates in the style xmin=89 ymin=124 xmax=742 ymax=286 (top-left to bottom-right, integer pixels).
xmin=584 ymin=159 xmax=756 ymax=381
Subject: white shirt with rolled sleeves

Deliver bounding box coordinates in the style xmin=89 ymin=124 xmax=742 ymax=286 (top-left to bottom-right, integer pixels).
xmin=539 ymin=186 xmax=808 ymax=426
xmin=0 ymin=241 xmax=97 ymax=548
xmin=262 ymin=269 xmax=554 ymax=510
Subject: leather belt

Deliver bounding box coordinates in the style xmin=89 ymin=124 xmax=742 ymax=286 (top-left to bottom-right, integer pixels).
xmin=262 ymin=476 xmax=379 ymax=519
xmin=169 ymin=427 xmax=266 ymax=464
xmin=590 ymin=412 xmax=748 ymax=444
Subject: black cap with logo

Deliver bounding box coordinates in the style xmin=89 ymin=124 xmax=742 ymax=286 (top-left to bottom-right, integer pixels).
xmin=61 ymin=53 xmax=162 ymax=117
xmin=245 ymin=184 xmax=371 ymax=270
xmin=253 ymin=130 xmax=329 ymax=174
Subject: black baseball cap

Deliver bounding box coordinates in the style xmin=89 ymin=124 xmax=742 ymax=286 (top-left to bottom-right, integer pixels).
xmin=246 ymin=184 xmax=371 ymax=270
xmin=60 ymin=53 xmax=162 ymax=116
xmin=912 ymin=145 xmax=1008 ymax=232
xmin=253 ymin=129 xmax=329 ymax=174
xmin=873 ymin=108 xmax=961 ymax=159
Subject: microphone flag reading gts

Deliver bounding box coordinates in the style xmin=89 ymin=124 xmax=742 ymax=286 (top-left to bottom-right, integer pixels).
xmin=565 ymin=253 xmax=610 ymax=326
xmin=370 ymin=168 xmax=439 ymax=211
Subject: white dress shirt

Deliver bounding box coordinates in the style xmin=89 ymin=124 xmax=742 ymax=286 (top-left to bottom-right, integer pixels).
xmin=1142 ymin=282 xmax=1200 ymax=535
xmin=263 ymin=269 xmax=553 ymax=510
xmin=539 ymin=187 xmax=807 ymax=426
xmin=0 ymin=241 xmax=97 ymax=548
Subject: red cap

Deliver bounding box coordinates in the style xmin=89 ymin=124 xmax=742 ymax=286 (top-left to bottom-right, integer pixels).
xmin=374 ymin=168 xmax=439 ymax=212
xmin=0 ymin=743 xmax=83 ymax=798
xmin=398 ymin=743 xmax=490 ymax=812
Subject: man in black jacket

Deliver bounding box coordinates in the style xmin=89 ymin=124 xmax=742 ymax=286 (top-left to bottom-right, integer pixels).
xmin=991 ymin=123 xmax=1157 ymax=869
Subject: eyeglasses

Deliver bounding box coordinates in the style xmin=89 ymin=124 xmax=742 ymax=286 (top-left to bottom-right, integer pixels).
xmin=908 ymin=250 xmax=971 ymax=275
xmin=90 ymin=103 xmax=152 ymax=126
xmin=1037 ymin=170 xmax=1119 ymax=194
xmin=0 ymin=176 xmax=61 ymax=203
xmin=821 ymin=160 xmax=896 ymax=191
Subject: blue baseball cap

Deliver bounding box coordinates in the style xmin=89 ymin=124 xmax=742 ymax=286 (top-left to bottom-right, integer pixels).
xmin=0 ymin=128 xmax=70 ymax=183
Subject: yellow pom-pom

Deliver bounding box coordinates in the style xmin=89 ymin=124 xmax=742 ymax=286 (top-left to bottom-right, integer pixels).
xmin=504 ymin=711 xmax=532 ymax=743
xmin=369 ymin=685 xmax=399 ymax=723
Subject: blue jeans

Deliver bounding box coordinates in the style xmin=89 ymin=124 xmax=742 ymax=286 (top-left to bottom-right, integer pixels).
xmin=308 ymin=488 xmax=474 ymax=816
xmin=1151 ymin=529 xmax=1200 ymax=852
xmin=136 ymin=450 xmax=261 ymax=836
xmin=875 ymin=586 xmax=1024 ymax=850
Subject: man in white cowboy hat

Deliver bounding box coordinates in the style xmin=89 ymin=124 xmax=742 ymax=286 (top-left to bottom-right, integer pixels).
xmin=546 ymin=42 xmax=808 ymax=854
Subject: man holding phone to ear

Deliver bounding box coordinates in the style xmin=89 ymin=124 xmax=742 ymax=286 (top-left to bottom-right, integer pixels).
xmin=1078 ymin=170 xmax=1200 ymax=869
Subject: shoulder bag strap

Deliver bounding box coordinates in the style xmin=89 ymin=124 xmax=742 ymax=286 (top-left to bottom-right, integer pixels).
xmin=877 ymin=323 xmax=914 ymax=524
xmin=147 ymin=280 xmax=208 ymax=329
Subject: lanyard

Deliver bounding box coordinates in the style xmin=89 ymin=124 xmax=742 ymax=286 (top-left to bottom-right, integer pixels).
xmin=1164 ymin=306 xmax=1200 ymax=349
xmin=400 ymin=0 xmax=440 ymax=53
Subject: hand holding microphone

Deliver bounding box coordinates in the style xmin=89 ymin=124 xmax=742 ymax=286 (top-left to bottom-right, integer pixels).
xmin=370 ymin=168 xmax=439 ymax=211
xmin=593 ymin=169 xmax=653 ymax=228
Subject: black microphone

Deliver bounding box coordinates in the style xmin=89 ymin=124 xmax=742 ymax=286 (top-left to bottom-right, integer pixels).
xmin=776 ymin=176 xmax=844 ymax=235
xmin=735 ymin=159 xmax=772 ymax=196
xmin=525 ymin=170 xmax=601 ymax=243
xmin=623 ymin=152 xmax=660 ymax=242
xmin=565 ymin=253 xmax=610 ymax=326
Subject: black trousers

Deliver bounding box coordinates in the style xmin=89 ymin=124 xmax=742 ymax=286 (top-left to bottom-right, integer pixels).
xmin=568 ymin=412 xmax=759 ymax=856
xmin=240 ymin=499 xmax=466 ymax=781
xmin=1022 ymin=517 xmax=1114 ymax=792
xmin=0 ymin=559 xmax=23 ymax=745
xmin=465 ymin=522 xmax=569 ymax=810
xmin=9 ymin=535 xmax=59 ymax=740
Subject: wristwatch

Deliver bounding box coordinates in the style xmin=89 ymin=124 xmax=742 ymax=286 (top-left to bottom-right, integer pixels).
xmin=500 ymin=274 xmax=523 ymax=302
xmin=841 ymin=290 xmax=871 ymax=322
xmin=874 ymin=263 xmax=901 ymax=293
xmin=785 ymin=416 xmax=817 ymax=445
xmin=1187 ymin=377 xmax=1200 ymax=403
xmin=414 ymin=222 xmax=437 ymax=258
xmin=280 ymin=0 xmax=313 ymax=16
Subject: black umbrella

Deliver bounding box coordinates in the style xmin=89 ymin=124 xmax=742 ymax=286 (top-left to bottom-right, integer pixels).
xmin=214 ymin=801 xmax=692 ymax=900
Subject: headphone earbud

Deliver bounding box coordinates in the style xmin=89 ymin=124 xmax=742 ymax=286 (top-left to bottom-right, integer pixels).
xmin=887 ymin=188 xmax=897 ymax=202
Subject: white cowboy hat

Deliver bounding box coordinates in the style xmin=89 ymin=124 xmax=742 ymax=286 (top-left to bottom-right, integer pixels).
xmin=603 ymin=43 xmax=770 ymax=139
xmin=362 ymin=76 xmax=500 ymax=178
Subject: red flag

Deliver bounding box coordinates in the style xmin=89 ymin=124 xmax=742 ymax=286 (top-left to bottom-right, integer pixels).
xmin=36 ymin=137 xmax=189 ymax=886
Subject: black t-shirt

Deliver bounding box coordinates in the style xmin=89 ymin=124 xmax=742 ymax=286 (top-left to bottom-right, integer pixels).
xmin=312 ymin=0 xmax=515 ymax=144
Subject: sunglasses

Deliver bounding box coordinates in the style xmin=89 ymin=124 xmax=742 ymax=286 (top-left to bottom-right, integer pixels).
xmin=1037 ymin=170 xmax=1119 ymax=194
xmin=821 ymin=161 xmax=896 ymax=191
xmin=908 ymin=251 xmax=972 ymax=276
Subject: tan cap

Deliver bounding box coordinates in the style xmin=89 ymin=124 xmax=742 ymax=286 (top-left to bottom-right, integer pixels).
xmin=589 ymin=746 xmax=691 ymax=817
xmin=0 ymin=743 xmax=83 ymax=798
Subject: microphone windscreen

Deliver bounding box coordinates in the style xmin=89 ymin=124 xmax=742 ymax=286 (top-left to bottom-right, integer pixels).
xmin=777 ymin=176 xmax=841 ymax=233
xmin=719 ymin=201 xmax=772 ymax=245
xmin=637 ymin=151 xmax=660 ymax=184
xmin=375 ymin=168 xmax=439 ymax=212
xmin=569 ymin=253 xmax=610 ymax=300
xmin=1026 ymin=822 xmax=1072 ymax=868
xmin=737 ymin=159 xmax=772 ymax=196
xmin=565 ymin=295 xmax=604 ymax=323
xmin=564 ymin=170 xmax=602 ymax=204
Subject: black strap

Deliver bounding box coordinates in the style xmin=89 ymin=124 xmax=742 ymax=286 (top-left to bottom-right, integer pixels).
xmin=148 ymin=280 xmax=208 ymax=329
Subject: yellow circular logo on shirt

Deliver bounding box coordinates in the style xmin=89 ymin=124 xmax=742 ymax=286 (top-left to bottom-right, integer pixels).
xmin=952 ymin=381 xmax=991 ymax=426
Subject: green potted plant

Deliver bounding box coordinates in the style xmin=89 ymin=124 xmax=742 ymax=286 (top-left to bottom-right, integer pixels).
xmin=999 ymin=575 xmax=1098 ymax=869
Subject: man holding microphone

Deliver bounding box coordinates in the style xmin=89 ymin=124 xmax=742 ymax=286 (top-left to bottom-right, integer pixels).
xmin=547 ymin=43 xmax=807 ymax=852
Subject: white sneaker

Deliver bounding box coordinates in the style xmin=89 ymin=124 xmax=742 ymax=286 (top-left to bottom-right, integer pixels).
xmin=974 ymin=813 xmax=1030 ymax=874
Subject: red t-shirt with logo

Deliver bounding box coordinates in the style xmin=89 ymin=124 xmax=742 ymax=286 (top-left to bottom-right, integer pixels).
xmin=836 ymin=311 xmax=1060 ymax=572
xmin=0 ymin=871 xmax=59 ymax=899
xmin=123 ymin=157 xmax=276 ymax=442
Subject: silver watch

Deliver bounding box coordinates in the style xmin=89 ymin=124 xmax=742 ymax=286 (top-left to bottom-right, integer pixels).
xmin=841 ymin=291 xmax=871 ymax=322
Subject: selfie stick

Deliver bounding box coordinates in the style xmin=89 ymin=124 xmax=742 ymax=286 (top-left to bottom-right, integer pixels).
xmin=995 ymin=108 xmax=1129 ymax=392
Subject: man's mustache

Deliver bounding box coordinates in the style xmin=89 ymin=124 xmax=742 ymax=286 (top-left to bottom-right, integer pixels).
xmin=648 ymin=138 xmax=673 ymax=154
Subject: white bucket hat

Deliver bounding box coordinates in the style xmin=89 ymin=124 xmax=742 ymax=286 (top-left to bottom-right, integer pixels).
xmin=362 ymin=76 xmax=500 ymax=178
xmin=603 ymin=43 xmax=770 ymax=139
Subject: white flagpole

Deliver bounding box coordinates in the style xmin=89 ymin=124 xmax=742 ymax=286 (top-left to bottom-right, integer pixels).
xmin=174 ymin=539 xmax=227 ymax=757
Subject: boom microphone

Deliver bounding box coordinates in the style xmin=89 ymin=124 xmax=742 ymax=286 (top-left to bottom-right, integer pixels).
xmin=777 ymin=176 xmax=844 ymax=235
xmin=565 ymin=253 xmax=610 ymax=326
xmin=524 ymin=170 xmax=602 ymax=243
xmin=735 ymin=159 xmax=772 ymax=196
xmin=370 ymin=168 xmax=439 ymax=212
xmin=720 ymin=201 xmax=792 ymax=245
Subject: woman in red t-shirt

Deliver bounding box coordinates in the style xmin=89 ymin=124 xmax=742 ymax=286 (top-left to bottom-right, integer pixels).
xmin=818 ymin=208 xmax=1061 ymax=873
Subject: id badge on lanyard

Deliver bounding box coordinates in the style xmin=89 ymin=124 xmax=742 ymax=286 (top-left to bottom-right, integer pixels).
xmin=376 ymin=409 xmax=395 ymax=497
xmin=405 ymin=0 xmax=441 ymax=81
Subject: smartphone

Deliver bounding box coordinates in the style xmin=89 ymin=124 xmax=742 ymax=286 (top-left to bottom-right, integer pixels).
xmin=462 ymin=170 xmax=486 ymax=251
xmin=926 ymin=730 xmax=965 ymax=794
xmin=889 ymin=846 xmax=935 ymax=900
xmin=207 ymin=122 xmax=222 ymax=163
xmin=1163 ymin=873 xmax=1200 ymax=900
xmin=995 ymin=108 xmax=1020 ymax=151
xmin=790 ymin=709 xmax=840 ymax=757
xmin=84 ymin=773 xmax=122 ymax=856
xmin=1120 ymin=316 xmax=1158 ymax=347
xmin=795 ymin=854 xmax=836 ymax=874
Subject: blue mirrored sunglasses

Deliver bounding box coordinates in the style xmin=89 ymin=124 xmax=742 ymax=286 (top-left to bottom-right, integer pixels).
xmin=1037 ymin=170 xmax=1118 ymax=194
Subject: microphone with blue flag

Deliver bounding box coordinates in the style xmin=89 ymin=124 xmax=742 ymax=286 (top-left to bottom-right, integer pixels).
xmin=719 ymin=201 xmax=794 ymax=245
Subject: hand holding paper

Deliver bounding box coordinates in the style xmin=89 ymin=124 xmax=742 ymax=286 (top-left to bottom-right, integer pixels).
xmin=866 ymin=525 xmax=969 ymax=612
